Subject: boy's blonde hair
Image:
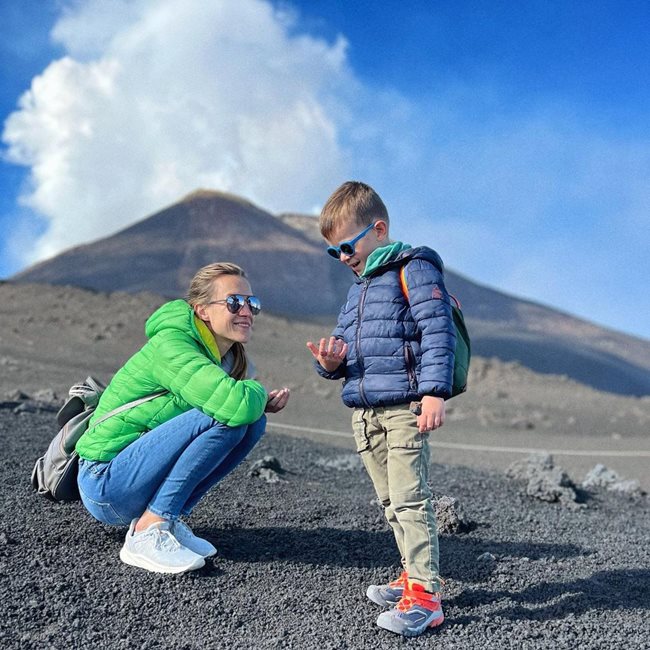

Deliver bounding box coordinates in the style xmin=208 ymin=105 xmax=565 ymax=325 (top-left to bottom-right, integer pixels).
xmin=187 ymin=262 xmax=248 ymax=380
xmin=319 ymin=181 xmax=389 ymax=240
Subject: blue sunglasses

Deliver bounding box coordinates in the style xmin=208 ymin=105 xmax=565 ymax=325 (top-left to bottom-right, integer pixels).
xmin=326 ymin=222 xmax=376 ymax=259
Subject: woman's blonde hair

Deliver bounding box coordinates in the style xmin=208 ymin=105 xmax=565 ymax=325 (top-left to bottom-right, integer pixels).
xmin=187 ymin=262 xmax=248 ymax=380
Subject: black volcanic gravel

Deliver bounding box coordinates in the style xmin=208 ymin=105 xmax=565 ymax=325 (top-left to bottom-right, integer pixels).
xmin=1 ymin=411 xmax=649 ymax=649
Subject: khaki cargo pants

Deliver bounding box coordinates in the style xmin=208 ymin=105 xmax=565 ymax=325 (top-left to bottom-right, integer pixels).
xmin=352 ymin=404 xmax=441 ymax=592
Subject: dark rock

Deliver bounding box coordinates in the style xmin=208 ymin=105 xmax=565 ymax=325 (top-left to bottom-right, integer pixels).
xmin=435 ymin=495 xmax=472 ymax=534
xmin=13 ymin=402 xmax=39 ymax=414
xmin=582 ymin=464 xmax=645 ymax=497
xmin=505 ymin=452 xmax=554 ymax=480
xmin=13 ymin=401 xmax=59 ymax=415
xmin=248 ymin=455 xmax=286 ymax=483
xmin=32 ymin=388 xmax=59 ymax=404
xmin=608 ymin=479 xmax=645 ymax=497
xmin=506 ymin=453 xmax=580 ymax=506
xmin=4 ymin=389 xmax=30 ymax=401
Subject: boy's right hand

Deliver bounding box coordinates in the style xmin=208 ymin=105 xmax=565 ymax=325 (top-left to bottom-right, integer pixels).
xmin=306 ymin=337 xmax=348 ymax=372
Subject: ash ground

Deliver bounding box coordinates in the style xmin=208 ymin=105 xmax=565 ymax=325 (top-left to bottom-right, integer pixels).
xmin=1 ymin=412 xmax=649 ymax=650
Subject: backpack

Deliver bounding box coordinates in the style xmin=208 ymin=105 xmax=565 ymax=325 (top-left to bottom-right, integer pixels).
xmin=31 ymin=376 xmax=166 ymax=502
xmin=399 ymin=266 xmax=471 ymax=398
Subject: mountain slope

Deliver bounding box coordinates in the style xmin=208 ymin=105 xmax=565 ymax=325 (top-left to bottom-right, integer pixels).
xmin=12 ymin=190 xmax=650 ymax=396
xmin=14 ymin=190 xmax=351 ymax=317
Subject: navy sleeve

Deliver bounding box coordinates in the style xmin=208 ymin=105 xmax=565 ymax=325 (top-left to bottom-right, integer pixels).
xmin=403 ymin=259 xmax=456 ymax=398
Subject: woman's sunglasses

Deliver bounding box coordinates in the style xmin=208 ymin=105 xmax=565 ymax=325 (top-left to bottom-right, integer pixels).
xmin=207 ymin=294 xmax=262 ymax=315
xmin=326 ymin=222 xmax=377 ymax=259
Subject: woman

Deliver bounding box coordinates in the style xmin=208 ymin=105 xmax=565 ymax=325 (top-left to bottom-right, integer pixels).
xmin=75 ymin=262 xmax=289 ymax=574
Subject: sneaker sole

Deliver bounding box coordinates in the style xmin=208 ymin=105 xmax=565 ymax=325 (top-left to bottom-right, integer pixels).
xmin=119 ymin=547 xmax=205 ymax=574
xmin=366 ymin=586 xmax=401 ymax=608
xmin=376 ymin=611 xmax=445 ymax=637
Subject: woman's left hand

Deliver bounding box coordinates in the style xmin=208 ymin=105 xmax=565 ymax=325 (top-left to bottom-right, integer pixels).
xmin=265 ymin=387 xmax=290 ymax=413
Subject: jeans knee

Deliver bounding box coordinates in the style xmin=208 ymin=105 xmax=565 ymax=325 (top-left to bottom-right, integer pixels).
xmin=198 ymin=417 xmax=266 ymax=457
xmin=249 ymin=415 xmax=267 ymax=439
xmin=204 ymin=422 xmax=247 ymax=448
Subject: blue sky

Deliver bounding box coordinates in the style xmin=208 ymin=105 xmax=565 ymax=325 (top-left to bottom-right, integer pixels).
xmin=1 ymin=0 xmax=649 ymax=340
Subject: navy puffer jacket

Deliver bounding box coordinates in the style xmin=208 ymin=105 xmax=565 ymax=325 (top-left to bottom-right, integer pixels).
xmin=317 ymin=246 xmax=456 ymax=407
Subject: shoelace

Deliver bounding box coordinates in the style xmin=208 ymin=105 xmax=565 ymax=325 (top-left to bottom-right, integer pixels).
xmin=144 ymin=527 xmax=181 ymax=553
xmin=389 ymin=571 xmax=409 ymax=589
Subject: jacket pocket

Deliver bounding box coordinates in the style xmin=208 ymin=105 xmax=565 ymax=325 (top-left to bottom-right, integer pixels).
xmin=404 ymin=342 xmax=418 ymax=391
xmin=385 ymin=406 xmax=426 ymax=450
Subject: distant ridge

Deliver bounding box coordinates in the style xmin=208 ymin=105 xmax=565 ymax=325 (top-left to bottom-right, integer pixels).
xmin=13 ymin=189 xmax=650 ymax=396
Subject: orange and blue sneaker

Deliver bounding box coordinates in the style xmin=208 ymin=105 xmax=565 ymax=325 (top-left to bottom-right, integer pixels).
xmin=376 ymin=581 xmax=444 ymax=637
xmin=366 ymin=570 xmax=408 ymax=608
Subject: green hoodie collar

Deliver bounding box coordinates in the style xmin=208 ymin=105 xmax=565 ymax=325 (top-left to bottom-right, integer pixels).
xmin=361 ymin=241 xmax=412 ymax=277
xmin=193 ymin=316 xmax=222 ymax=363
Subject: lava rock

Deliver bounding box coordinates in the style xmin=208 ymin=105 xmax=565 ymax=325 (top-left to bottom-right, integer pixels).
xmin=434 ymin=495 xmax=472 ymax=534
xmin=506 ymin=453 xmax=580 ymax=506
xmin=248 ymin=455 xmax=287 ymax=483
xmin=4 ymin=389 xmax=30 ymax=401
xmin=583 ymin=464 xmax=645 ymax=497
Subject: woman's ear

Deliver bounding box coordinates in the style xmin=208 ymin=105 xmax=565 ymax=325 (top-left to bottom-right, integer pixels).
xmin=194 ymin=304 xmax=209 ymax=321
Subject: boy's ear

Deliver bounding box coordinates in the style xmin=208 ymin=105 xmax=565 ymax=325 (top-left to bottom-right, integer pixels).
xmin=374 ymin=220 xmax=389 ymax=241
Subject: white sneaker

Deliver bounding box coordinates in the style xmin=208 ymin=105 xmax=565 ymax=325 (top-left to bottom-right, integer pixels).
xmin=172 ymin=520 xmax=217 ymax=558
xmin=119 ymin=519 xmax=205 ymax=574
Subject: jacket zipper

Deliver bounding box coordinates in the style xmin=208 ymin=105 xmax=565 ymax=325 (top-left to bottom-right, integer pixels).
xmin=356 ymin=280 xmax=371 ymax=408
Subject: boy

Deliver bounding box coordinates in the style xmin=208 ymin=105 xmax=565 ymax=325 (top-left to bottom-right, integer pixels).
xmin=307 ymin=181 xmax=456 ymax=637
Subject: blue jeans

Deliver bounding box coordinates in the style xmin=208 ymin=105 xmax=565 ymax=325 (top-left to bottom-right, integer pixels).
xmin=77 ymin=409 xmax=266 ymax=526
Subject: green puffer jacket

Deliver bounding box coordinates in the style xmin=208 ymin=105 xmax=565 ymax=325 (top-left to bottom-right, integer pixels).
xmin=75 ymin=299 xmax=268 ymax=462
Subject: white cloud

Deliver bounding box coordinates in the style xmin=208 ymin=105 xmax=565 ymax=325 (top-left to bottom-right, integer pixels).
xmin=2 ymin=0 xmax=649 ymax=338
xmin=51 ymin=0 xmax=146 ymax=58
xmin=3 ymin=0 xmax=351 ymax=263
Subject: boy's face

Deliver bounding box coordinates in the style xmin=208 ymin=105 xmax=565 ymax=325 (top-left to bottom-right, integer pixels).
xmin=326 ymin=220 xmax=388 ymax=275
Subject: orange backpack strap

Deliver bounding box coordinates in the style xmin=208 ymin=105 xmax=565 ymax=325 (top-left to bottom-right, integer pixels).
xmin=399 ymin=266 xmax=409 ymax=302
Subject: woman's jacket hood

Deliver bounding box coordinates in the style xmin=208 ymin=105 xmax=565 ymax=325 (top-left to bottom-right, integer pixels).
xmin=144 ymin=300 xmax=216 ymax=362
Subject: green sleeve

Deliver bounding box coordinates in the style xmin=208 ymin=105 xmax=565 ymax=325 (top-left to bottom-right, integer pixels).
xmin=149 ymin=330 xmax=267 ymax=426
